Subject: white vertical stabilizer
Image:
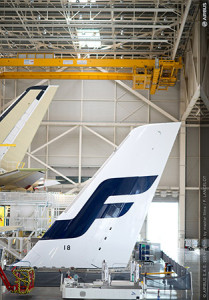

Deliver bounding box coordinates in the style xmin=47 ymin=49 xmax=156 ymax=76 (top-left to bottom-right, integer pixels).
xmin=17 ymin=122 xmax=181 ymax=268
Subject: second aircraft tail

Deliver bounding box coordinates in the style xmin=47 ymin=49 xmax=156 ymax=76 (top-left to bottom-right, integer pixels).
xmin=0 ymin=85 xmax=58 ymax=171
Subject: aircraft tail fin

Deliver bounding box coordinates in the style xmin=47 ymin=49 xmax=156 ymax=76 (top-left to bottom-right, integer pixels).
xmin=16 ymin=122 xmax=180 ymax=268
xmin=0 ymin=86 xmax=58 ymax=171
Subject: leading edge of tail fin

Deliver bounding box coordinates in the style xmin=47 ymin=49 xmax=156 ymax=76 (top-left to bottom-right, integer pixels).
xmin=0 ymin=85 xmax=58 ymax=171
xmin=17 ymin=122 xmax=181 ymax=269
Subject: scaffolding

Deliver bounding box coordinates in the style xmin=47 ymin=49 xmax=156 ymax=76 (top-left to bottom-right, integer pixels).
xmin=0 ymin=192 xmax=75 ymax=260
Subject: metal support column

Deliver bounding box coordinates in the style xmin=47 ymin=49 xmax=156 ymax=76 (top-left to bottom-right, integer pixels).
xmin=113 ymin=82 xmax=117 ymax=147
xmin=172 ymin=0 xmax=192 ymax=60
xmin=46 ymin=109 xmax=49 ymax=182
xmin=179 ymin=122 xmax=186 ymax=248
xmin=78 ymin=125 xmax=82 ymax=185
xmin=0 ymin=79 xmax=2 ymax=114
xmin=78 ymin=80 xmax=84 ymax=185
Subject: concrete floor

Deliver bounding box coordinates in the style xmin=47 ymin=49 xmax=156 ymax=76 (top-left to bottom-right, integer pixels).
xmin=0 ymin=249 xmax=204 ymax=300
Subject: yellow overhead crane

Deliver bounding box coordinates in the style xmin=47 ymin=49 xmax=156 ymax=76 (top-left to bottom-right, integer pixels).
xmin=0 ymin=56 xmax=182 ymax=95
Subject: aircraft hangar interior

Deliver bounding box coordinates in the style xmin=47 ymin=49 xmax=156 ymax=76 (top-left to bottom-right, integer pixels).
xmin=0 ymin=0 xmax=208 ymax=299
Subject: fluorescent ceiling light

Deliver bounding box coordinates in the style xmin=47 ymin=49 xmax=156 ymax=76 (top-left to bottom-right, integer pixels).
xmin=68 ymin=0 xmax=96 ymax=2
xmin=77 ymin=29 xmax=101 ymax=48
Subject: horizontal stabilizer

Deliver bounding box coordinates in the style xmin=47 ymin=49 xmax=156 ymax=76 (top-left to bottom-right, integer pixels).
xmin=34 ymin=179 xmax=61 ymax=190
xmin=0 ymin=169 xmax=45 ymax=190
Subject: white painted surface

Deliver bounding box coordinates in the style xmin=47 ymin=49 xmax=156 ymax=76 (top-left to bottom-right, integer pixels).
xmin=17 ymin=122 xmax=180 ymax=268
xmin=62 ymin=286 xmax=141 ymax=299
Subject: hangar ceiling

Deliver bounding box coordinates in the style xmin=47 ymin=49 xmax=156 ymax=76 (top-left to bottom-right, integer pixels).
xmin=0 ymin=0 xmax=199 ymax=59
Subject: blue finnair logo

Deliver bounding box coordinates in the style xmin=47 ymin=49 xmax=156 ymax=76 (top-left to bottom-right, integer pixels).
xmin=42 ymin=176 xmax=157 ymax=240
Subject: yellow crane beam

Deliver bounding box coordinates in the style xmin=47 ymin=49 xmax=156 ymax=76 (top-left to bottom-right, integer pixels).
xmin=0 ymin=56 xmax=182 ymax=94
xmin=0 ymin=72 xmax=133 ymax=81
xmin=0 ymin=58 xmax=182 ymax=69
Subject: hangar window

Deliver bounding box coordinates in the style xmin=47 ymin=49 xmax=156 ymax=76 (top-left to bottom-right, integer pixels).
xmin=147 ymin=202 xmax=178 ymax=257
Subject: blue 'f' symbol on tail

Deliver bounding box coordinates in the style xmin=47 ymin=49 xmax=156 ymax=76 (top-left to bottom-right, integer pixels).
xmin=42 ymin=176 xmax=157 ymax=240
